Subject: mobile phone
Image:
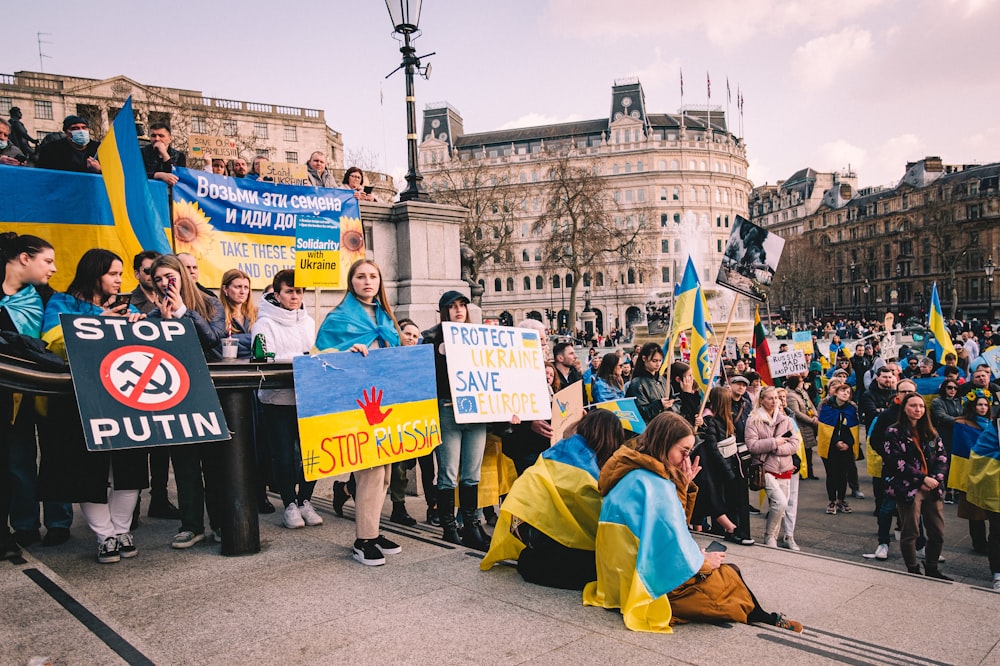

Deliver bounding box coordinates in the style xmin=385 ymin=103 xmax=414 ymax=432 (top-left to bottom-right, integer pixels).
xmin=167 ymin=276 xmax=178 ymax=290
xmin=363 ymin=185 xmax=374 ymax=194
xmin=111 ymin=294 xmax=132 ymax=309
xmin=705 ymin=540 xmax=728 ymax=553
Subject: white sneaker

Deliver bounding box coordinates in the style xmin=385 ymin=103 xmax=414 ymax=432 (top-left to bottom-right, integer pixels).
xmin=781 ymin=536 xmax=801 ymax=552
xmin=992 ymin=578 xmax=1000 ymax=592
xmin=299 ymin=500 xmax=323 ymax=526
xmin=874 ymin=544 xmax=889 ymax=560
xmin=764 ymin=536 xmax=778 ymax=548
xmin=283 ymin=502 xmax=305 ymax=529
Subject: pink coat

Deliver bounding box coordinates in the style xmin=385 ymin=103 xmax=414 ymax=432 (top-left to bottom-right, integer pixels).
xmin=745 ymin=407 xmax=798 ymax=474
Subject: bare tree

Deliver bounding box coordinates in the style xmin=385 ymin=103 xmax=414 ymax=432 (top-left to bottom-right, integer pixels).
xmin=921 ymin=196 xmax=968 ymax=319
xmin=426 ymin=158 xmax=529 ymax=284
xmin=772 ymin=236 xmax=830 ymax=323
xmin=533 ymin=156 xmax=648 ymax=334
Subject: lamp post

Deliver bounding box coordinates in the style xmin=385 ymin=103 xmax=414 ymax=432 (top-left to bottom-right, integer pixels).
xmin=385 ymin=0 xmax=433 ymax=202
xmin=862 ymin=278 xmax=870 ymax=320
xmin=986 ymin=256 xmax=995 ymax=320
xmin=849 ymin=261 xmax=857 ymax=314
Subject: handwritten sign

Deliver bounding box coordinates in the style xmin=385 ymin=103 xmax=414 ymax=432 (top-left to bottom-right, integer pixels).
xmin=767 ymin=349 xmax=809 ymax=378
xmin=188 ymin=134 xmax=240 ymax=159
xmin=294 ymin=345 xmax=441 ymax=480
xmin=550 ymin=380 xmax=584 ymax=445
xmin=443 ymin=322 xmax=551 ymax=424
xmin=257 ymin=160 xmax=309 ymax=186
xmin=980 ymin=347 xmax=1000 ymax=378
xmin=724 ymin=336 xmax=738 ymax=360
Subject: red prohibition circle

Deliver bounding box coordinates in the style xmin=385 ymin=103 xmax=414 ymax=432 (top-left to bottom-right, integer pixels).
xmin=99 ymin=345 xmax=190 ymax=411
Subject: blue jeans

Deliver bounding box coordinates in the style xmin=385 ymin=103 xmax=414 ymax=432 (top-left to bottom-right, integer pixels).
xmin=262 ymin=403 xmax=314 ymax=507
xmin=8 ymin=399 xmax=72 ymax=531
xmin=435 ymin=401 xmax=486 ymax=491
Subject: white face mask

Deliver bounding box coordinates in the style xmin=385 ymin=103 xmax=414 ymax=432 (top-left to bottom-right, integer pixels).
xmin=70 ymin=129 xmax=90 ymax=146
xmin=0 ymin=140 xmax=7 ymax=150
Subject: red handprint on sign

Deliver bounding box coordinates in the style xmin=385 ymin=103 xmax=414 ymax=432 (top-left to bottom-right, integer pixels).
xmin=357 ymin=386 xmax=393 ymax=426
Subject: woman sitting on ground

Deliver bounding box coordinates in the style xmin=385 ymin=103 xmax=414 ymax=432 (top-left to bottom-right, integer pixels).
xmin=583 ymin=412 xmax=803 ymax=633
xmin=481 ymin=409 xmax=625 ymax=590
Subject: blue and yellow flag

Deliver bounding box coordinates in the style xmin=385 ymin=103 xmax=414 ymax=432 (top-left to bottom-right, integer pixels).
xmin=583 ymin=469 xmax=704 ymax=633
xmin=662 ymin=257 xmax=703 ymax=375
xmin=593 ymin=398 xmax=646 ymax=434
xmin=967 ymin=421 xmax=1000 ymax=514
xmin=481 ymin=433 xmax=604 ymax=570
xmin=690 ymin=283 xmax=715 ymax=392
xmin=816 ymin=402 xmax=861 ymax=459
xmin=97 ymin=97 xmax=172 ymax=258
xmin=947 ymin=419 xmax=985 ymax=492
xmin=925 ymin=283 xmax=957 ymax=362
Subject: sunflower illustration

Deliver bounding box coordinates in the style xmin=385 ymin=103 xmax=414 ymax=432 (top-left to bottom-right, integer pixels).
xmin=172 ymin=199 xmax=217 ymax=257
xmin=339 ymin=215 xmax=366 ymax=271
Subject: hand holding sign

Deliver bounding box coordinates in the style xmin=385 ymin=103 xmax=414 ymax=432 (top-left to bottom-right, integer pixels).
xmin=357 ymin=386 xmax=393 ymax=426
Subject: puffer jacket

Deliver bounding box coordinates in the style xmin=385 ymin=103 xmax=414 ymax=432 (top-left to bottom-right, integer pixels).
xmin=744 ymin=406 xmax=797 ymax=474
xmin=251 ymin=295 xmax=315 ymax=405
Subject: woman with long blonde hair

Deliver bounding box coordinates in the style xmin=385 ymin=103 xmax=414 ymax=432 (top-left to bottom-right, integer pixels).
xmin=218 ymin=268 xmax=257 ymax=358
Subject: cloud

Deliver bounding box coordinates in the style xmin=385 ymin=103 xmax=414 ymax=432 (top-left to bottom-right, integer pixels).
xmin=791 ymin=27 xmax=874 ymax=91
xmin=542 ymin=0 xmax=887 ymax=46
xmin=498 ymin=113 xmax=585 ymax=130
xmin=945 ymin=0 xmax=997 ymax=16
xmin=810 ymin=134 xmax=925 ymax=187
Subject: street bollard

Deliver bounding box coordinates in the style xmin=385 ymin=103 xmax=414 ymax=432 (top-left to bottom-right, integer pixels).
xmin=216 ymin=387 xmax=260 ymax=555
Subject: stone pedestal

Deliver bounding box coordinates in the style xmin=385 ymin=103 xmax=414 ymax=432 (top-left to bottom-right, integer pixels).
xmin=580 ymin=311 xmax=597 ymax=337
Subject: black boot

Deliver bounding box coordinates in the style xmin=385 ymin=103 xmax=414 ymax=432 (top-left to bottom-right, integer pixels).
xmin=426 ymin=504 xmax=440 ymax=526
xmin=458 ymin=485 xmax=490 ymax=552
xmin=332 ymin=481 xmax=350 ymax=517
xmin=390 ymin=501 xmax=417 ymax=526
xmin=438 ymin=489 xmax=460 ymax=544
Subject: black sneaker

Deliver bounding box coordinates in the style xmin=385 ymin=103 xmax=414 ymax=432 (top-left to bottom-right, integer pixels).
xmin=42 ymin=527 xmax=71 ymax=547
xmin=353 ymin=539 xmax=385 ymax=566
xmin=98 ymin=536 xmax=120 ymax=564
xmin=117 ymin=533 xmax=138 ymax=558
xmin=374 ymin=535 xmax=402 ymax=555
xmin=13 ymin=529 xmax=40 ymax=547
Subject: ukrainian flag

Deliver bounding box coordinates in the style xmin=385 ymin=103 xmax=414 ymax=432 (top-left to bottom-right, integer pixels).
xmin=816 ymin=403 xmax=860 ymax=459
xmin=662 ymin=257 xmax=703 ymax=374
xmin=690 ymin=283 xmax=715 ymax=393
xmin=925 ymin=283 xmax=957 ymax=362
xmin=481 ymin=433 xmax=604 ymax=570
xmin=966 ymin=421 xmax=1000 ymax=514
xmin=947 ymin=419 xmax=983 ymax=492
xmin=583 ymin=469 xmax=704 ymax=633
xmin=592 ymin=398 xmax=646 ymax=434
xmin=97 ymin=96 xmax=173 ymax=258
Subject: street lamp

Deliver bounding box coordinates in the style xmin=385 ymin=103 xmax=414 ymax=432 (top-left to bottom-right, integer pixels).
xmin=385 ymin=0 xmax=434 ymax=202
xmin=862 ymin=278 xmax=870 ymax=320
xmin=986 ymin=256 xmax=995 ymax=320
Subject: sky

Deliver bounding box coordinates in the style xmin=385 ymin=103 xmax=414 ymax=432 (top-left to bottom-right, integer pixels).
xmin=2 ymin=0 xmax=997 ymax=191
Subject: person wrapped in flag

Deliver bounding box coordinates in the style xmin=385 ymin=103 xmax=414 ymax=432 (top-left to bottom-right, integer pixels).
xmin=584 ymin=412 xmax=802 ymax=634
xmin=949 ymin=389 xmax=994 ymax=555
xmin=481 ymin=410 xmax=625 ymax=590
xmin=966 ymin=419 xmax=1000 ymax=590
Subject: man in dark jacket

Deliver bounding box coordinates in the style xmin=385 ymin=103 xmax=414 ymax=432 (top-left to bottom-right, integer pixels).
xmin=37 ymin=115 xmax=101 ymax=173
xmin=141 ymin=123 xmax=186 ymax=185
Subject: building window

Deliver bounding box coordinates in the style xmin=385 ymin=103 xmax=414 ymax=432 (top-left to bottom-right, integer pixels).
xmin=523 ymin=276 xmax=531 ymax=291
xmin=494 ymin=278 xmax=502 ymax=292
xmin=661 ymin=239 xmax=669 ymax=253
xmin=552 ymin=275 xmax=561 ymax=289
xmin=253 ymin=121 xmax=268 ymax=139
xmin=284 ymin=126 xmax=298 ymax=141
xmin=285 ymin=151 xmax=298 ymax=164
xmin=506 ymin=277 xmax=514 ymax=292
xmin=625 ymin=190 xmax=633 ymax=203
xmin=222 ymin=119 xmax=238 ymax=136
xmin=535 ymin=275 xmax=543 ymax=290
xmin=661 ymin=214 xmax=669 ymax=227
xmin=34 ymin=100 xmax=53 ymax=120
xmin=660 ymin=188 xmax=668 ymax=201
xmin=671 ymin=159 xmax=679 ymax=170
xmin=534 ymin=248 xmax=542 ymax=261
xmin=716 ymin=216 xmax=722 ymax=227
xmin=583 ymin=273 xmax=591 ymax=287
xmin=674 ymin=213 xmax=681 ymax=224
xmin=0 ymin=96 xmax=11 ymax=112
xmin=522 ymin=249 xmax=529 ymax=262
xmin=192 ymin=116 xmax=207 ymax=134
xmin=717 ymin=239 xmax=723 ymax=252
xmin=673 ymin=187 xmax=680 ymax=201
xmin=565 ymin=274 xmax=573 ymax=287
xmin=637 ymin=189 xmax=646 ymax=202
xmin=725 ymin=215 xmax=730 ymax=227
xmin=627 ymin=269 xmax=636 ymax=284
xmin=596 ymin=272 xmax=604 ymax=286
xmin=662 ymin=266 xmax=670 ymax=283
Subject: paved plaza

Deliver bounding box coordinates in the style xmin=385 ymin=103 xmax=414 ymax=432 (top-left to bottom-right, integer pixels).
xmin=4 ymin=467 xmax=1000 ymax=665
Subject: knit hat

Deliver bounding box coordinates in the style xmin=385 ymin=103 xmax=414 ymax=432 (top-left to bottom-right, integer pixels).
xmin=62 ymin=115 xmax=88 ymax=130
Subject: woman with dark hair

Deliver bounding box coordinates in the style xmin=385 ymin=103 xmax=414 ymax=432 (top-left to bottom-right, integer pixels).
xmin=785 ymin=375 xmax=819 ymax=480
xmin=693 ymin=387 xmax=746 ymax=543
xmin=481 ymin=409 xmax=626 ymax=589
xmin=591 ymin=352 xmax=625 ymax=402
xmin=883 ymin=392 xmax=950 ymax=578
xmin=669 ymin=362 xmax=702 ymax=427
xmin=148 ymin=254 xmax=228 ymax=549
xmin=38 ymin=249 xmax=148 ymax=564
xmin=626 ymin=342 xmax=673 ymax=424
xmin=0 ymin=233 xmax=62 ymax=557
xmin=422 ymin=290 xmax=491 ymax=550
xmin=931 ymin=380 xmax=962 ymax=468
xmin=218 ymin=268 xmax=257 ymax=358
xmin=342 ymin=166 xmax=376 ymax=202
xmin=314 ymin=259 xmax=403 ymax=566
xmin=584 ymin=412 xmax=802 ymax=633
xmin=947 ymin=390 xmax=994 ymax=559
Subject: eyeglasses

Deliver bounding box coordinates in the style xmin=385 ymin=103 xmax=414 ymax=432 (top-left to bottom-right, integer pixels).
xmin=944 ymin=385 xmax=957 ymax=390
xmin=142 ymin=268 xmax=152 ymax=275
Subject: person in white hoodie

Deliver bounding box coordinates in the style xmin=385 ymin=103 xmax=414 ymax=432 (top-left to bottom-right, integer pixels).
xmin=250 ymin=270 xmax=321 ymax=530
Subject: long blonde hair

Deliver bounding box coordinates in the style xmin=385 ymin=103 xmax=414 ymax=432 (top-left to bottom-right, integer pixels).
xmin=219 ymin=268 xmax=256 ymax=331
xmin=340 ymin=259 xmax=400 ymax=333
xmin=149 ymin=254 xmax=215 ymax=319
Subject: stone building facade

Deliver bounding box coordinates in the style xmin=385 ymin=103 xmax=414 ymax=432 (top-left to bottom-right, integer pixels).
xmin=418 ymin=78 xmax=753 ymax=335
xmin=753 ymin=157 xmax=1000 ymax=321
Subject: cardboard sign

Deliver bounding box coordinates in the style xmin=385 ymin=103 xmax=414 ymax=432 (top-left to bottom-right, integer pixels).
xmin=550 ymin=380 xmax=584 ymax=445
xmin=724 ymin=336 xmax=738 ymax=360
xmin=767 ymin=349 xmax=809 ymax=378
xmin=257 ymin=160 xmax=310 ymax=186
xmin=981 ymin=347 xmax=1000 ymax=378
xmin=442 ymin=322 xmax=551 ymax=424
xmin=593 ymin=398 xmax=646 ymax=434
xmin=294 ymin=345 xmax=440 ymax=480
xmin=60 ymin=314 xmax=229 ymax=451
xmin=295 ymin=213 xmax=364 ymax=289
xmin=792 ymin=331 xmax=813 ymax=355
xmin=716 ymin=215 xmax=785 ymax=302
xmin=188 ymin=134 xmax=240 ymax=159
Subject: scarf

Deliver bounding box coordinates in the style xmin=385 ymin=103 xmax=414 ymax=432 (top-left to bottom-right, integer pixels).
xmin=314 ymin=292 xmax=399 ymax=352
xmin=0 ymin=284 xmax=43 ymax=338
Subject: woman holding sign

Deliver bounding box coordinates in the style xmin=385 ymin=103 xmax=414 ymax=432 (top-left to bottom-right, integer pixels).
xmin=38 ymin=249 xmax=147 ymax=564
xmin=315 ymin=259 xmax=403 ymax=566
xmin=422 ymin=290 xmax=491 ymax=551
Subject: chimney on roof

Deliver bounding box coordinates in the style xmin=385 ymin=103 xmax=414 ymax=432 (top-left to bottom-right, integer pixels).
xmin=924 ymin=156 xmax=943 ymax=172
xmin=840 ymin=183 xmax=852 ymax=199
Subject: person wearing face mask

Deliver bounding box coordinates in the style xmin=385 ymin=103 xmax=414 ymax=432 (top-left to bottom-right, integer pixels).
xmin=37 ymin=115 xmax=102 ymax=173
xmin=0 ymin=118 xmax=27 ymax=166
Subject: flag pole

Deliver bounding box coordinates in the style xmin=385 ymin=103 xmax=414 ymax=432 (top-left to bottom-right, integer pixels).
xmin=698 ymin=294 xmax=739 ymax=416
